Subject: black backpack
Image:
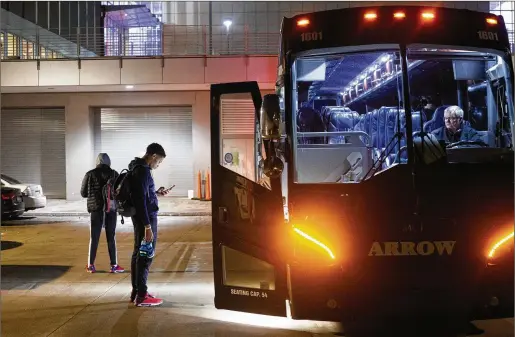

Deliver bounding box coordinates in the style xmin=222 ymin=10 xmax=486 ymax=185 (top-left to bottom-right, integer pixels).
xmin=102 ymin=170 xmax=118 ymax=213
xmin=113 ymin=164 xmax=143 ymax=224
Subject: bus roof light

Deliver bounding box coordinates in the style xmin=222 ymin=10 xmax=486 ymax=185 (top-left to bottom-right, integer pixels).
xmin=421 ymin=11 xmax=435 ymax=21
xmin=364 ymin=12 xmax=377 ymax=21
xmin=297 ymin=18 xmax=310 ymax=27
xmin=486 ymin=17 xmax=498 ymax=25
xmin=393 ymin=11 xmax=406 ymax=19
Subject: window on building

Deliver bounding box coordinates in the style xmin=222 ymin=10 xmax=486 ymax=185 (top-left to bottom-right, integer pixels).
xmin=490 ymin=1 xmax=514 ymax=52
xmin=7 ymin=33 xmax=17 ymax=57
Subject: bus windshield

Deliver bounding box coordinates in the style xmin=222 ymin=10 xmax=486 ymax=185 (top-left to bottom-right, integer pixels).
xmin=291 ymin=45 xmax=514 ymax=184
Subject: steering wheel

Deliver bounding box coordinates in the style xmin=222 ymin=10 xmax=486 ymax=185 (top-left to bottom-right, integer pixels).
xmin=446 ymin=140 xmax=488 ymax=149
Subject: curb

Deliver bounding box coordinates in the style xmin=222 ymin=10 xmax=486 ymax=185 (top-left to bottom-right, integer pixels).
xmin=27 ymin=212 xmax=212 ymax=217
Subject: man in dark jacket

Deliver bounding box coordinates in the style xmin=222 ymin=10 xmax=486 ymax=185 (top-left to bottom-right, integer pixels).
xmin=129 ymin=143 xmax=170 ymax=307
xmin=431 ymin=105 xmax=481 ymax=144
xmin=80 ymin=153 xmax=124 ymax=274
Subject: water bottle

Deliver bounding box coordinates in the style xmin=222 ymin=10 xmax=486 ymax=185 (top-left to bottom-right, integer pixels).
xmin=139 ymin=240 xmax=154 ymax=258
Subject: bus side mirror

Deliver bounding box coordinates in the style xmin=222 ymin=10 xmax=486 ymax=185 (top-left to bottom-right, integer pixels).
xmin=260 ymin=94 xmax=281 ymax=140
xmin=260 ymin=156 xmax=284 ymax=179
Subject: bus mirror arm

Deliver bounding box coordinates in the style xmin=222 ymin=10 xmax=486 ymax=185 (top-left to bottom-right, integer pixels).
xmin=261 ymin=139 xmax=284 ymax=179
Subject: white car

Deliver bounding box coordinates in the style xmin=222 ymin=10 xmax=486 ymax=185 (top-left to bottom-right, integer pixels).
xmin=1 ymin=174 xmax=47 ymax=211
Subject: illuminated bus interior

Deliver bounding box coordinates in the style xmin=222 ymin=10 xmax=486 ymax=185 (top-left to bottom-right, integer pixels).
xmin=291 ymin=46 xmax=514 ymax=184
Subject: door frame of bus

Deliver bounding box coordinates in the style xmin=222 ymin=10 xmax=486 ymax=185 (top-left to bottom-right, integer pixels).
xmin=210 ymin=81 xmax=289 ymax=317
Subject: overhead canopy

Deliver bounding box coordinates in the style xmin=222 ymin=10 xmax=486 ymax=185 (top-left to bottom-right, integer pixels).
xmin=104 ymin=5 xmax=161 ymax=28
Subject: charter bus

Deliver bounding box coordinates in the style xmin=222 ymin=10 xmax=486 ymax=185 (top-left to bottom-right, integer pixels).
xmin=209 ymin=5 xmax=514 ymax=328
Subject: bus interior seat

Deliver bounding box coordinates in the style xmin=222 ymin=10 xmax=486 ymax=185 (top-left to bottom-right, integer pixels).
xmin=470 ymin=106 xmax=488 ymax=130
xmin=297 ymin=106 xmax=326 ymax=144
xmin=327 ymin=110 xmax=357 ymax=144
xmin=423 ymin=105 xmax=449 ymax=133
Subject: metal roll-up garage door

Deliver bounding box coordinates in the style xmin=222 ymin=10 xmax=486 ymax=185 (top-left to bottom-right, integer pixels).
xmin=95 ymin=107 xmax=193 ymax=197
xmin=1 ymin=108 xmax=66 ymax=198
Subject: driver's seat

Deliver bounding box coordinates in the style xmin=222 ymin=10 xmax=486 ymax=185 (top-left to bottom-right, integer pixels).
xmin=423 ymin=105 xmax=448 ymax=133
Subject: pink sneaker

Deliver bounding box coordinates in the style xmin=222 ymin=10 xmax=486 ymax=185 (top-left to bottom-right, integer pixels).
xmin=135 ymin=293 xmax=163 ymax=307
xmin=110 ymin=265 xmax=125 ymax=273
xmin=130 ymin=290 xmax=155 ymax=303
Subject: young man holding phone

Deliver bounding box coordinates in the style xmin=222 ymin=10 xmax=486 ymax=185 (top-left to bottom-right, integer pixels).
xmin=128 ymin=142 xmax=172 ymax=307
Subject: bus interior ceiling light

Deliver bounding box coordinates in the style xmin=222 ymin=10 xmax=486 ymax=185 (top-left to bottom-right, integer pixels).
xmin=364 ymin=11 xmax=377 ymax=21
xmin=297 ymin=18 xmax=310 ymax=27
xmin=488 ymin=231 xmax=514 ymax=258
xmin=125 ymin=85 xmax=134 ymax=89
xmin=292 ymin=226 xmax=335 ymax=259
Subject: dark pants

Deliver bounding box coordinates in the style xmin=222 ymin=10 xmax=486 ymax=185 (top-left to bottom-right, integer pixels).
xmin=131 ymin=216 xmax=158 ymax=297
xmin=89 ymin=210 xmax=118 ymax=266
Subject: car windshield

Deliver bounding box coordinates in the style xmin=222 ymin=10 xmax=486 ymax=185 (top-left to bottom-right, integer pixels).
xmin=1 ymin=174 xmax=21 ymax=184
xmin=291 ymin=45 xmax=514 ymax=184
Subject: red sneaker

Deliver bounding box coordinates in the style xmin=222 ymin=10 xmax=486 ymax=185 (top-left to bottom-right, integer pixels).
xmin=135 ymin=293 xmax=163 ymax=307
xmin=110 ymin=265 xmax=125 ymax=273
xmin=130 ymin=291 xmax=155 ymax=303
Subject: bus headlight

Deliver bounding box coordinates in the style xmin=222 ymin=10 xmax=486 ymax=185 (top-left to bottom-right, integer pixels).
xmin=487 ymin=231 xmax=514 ymax=262
xmin=292 ymin=225 xmax=336 ymax=260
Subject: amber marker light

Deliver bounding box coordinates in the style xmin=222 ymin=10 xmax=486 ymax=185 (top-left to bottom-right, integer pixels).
xmin=488 ymin=232 xmax=514 ymax=258
xmin=393 ymin=11 xmax=406 ymax=19
xmin=364 ymin=12 xmax=378 ymax=21
xmin=421 ymin=11 xmax=435 ymax=21
xmin=297 ymin=18 xmax=310 ymax=27
xmin=486 ymin=17 xmax=498 ymax=25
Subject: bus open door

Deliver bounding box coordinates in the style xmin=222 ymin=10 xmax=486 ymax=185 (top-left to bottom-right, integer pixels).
xmin=210 ymin=81 xmax=289 ymax=317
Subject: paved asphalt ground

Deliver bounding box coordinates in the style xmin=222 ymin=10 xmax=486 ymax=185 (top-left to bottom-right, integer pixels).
xmin=1 ymin=215 xmax=513 ymax=337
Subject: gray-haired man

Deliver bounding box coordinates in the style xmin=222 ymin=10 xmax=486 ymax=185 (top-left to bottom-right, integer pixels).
xmin=431 ymin=105 xmax=481 ymax=143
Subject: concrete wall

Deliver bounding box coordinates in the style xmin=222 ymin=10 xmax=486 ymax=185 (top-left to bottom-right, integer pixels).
xmin=1 ymin=88 xmax=273 ymax=200
xmin=0 ymin=56 xmax=278 ymax=89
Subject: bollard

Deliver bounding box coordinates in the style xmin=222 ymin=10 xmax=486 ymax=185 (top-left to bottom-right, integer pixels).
xmin=205 ymin=169 xmax=211 ymax=200
xmin=196 ymin=170 xmax=202 ymax=199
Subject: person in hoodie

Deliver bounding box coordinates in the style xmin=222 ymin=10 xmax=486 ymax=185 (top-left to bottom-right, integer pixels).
xmin=80 ymin=153 xmax=124 ymax=274
xmin=128 ymin=143 xmax=171 ymax=307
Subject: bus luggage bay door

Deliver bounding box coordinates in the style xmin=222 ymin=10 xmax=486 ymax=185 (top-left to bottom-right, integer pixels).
xmin=210 ymin=82 xmax=288 ymax=317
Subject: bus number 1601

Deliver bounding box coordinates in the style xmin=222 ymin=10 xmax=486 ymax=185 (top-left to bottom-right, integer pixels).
xmin=301 ymin=32 xmax=323 ymax=42
xmin=477 ymin=31 xmax=499 ymax=41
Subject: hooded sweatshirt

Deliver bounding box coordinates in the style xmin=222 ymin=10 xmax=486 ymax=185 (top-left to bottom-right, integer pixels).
xmin=80 ymin=153 xmax=118 ymax=213
xmin=128 ymin=157 xmax=159 ymax=226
